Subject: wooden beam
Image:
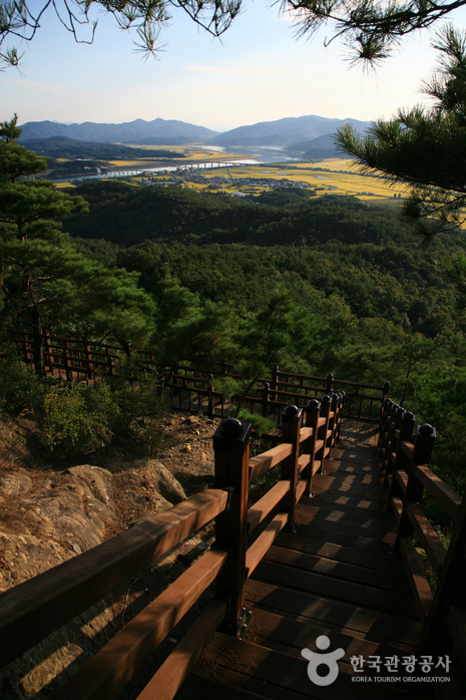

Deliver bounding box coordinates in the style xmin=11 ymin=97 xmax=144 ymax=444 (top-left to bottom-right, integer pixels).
xmin=135 ymin=600 xmax=227 ymax=700
xmin=415 ymin=465 xmax=462 ymax=521
xmin=246 ymin=513 xmax=288 ymax=577
xmin=50 ymin=549 xmax=228 ymax=700
xmin=0 ymin=488 xmax=229 ymax=668
xmin=249 ymin=443 xmax=293 ymax=480
xmin=399 ymin=537 xmax=433 ymax=622
xmin=247 ymin=481 xmax=290 ymax=533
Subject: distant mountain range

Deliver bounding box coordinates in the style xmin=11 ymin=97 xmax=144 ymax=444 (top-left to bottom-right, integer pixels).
xmin=19 ymin=118 xmax=217 ymax=145
xmin=19 ymin=114 xmax=372 ymax=157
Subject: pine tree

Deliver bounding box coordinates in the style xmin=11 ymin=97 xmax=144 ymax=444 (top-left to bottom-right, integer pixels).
xmin=335 ymin=27 xmax=466 ymax=235
xmin=0 ymin=116 xmax=157 ymax=374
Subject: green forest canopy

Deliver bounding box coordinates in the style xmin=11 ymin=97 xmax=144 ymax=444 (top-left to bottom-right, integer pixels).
xmin=61 ymin=179 xmax=466 ymax=491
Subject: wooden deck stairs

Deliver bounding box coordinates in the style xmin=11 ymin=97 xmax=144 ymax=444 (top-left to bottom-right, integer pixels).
xmin=1 ymin=379 xmax=464 ymax=700
xmin=173 ymin=421 xmax=433 ymax=700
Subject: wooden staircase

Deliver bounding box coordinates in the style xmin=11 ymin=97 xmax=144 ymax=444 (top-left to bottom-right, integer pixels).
xmin=173 ymin=422 xmax=447 ymax=699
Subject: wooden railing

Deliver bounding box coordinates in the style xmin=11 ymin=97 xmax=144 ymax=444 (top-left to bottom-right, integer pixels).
xmin=7 ymin=329 xmax=388 ymax=422
xmin=378 ymin=398 xmax=466 ymax=666
xmin=7 ymin=329 xmax=158 ymax=382
xmin=0 ymin=400 xmax=343 ymax=699
xmin=167 ymin=364 xmax=388 ymax=424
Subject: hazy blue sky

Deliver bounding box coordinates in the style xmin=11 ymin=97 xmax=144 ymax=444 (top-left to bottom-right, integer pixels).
xmin=2 ymin=2 xmax=466 ymax=132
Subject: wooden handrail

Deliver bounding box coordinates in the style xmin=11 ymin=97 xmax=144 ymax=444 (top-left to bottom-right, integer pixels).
xmin=49 ymin=549 xmax=228 ymax=700
xmin=0 ymin=488 xmax=229 ymax=668
xmin=378 ymin=403 xmax=466 ymax=668
xmin=249 ymin=443 xmax=293 ymax=480
xmin=0 ymin=377 xmax=346 ymax=700
xmin=415 ymin=464 xmax=462 ymax=521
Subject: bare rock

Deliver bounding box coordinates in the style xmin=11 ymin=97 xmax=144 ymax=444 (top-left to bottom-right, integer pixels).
xmin=147 ymin=460 xmax=187 ymax=504
xmin=0 ymin=472 xmax=33 ymax=497
xmin=67 ymin=465 xmax=114 ymax=511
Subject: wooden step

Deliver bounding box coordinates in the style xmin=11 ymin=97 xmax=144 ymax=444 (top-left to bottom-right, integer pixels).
xmin=192 ymin=632 xmax=426 ymax=699
xmin=245 ymin=579 xmax=422 ymax=647
xmin=252 ymin=560 xmax=417 ymax=618
xmin=262 ymin=544 xmax=410 ymax=594
xmin=274 ymin=532 xmax=406 ymax=575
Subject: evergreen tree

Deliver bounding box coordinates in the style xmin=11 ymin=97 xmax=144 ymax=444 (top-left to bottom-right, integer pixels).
xmin=335 ymin=26 xmax=466 ymax=238
xmin=0 ymin=116 xmax=156 ymax=374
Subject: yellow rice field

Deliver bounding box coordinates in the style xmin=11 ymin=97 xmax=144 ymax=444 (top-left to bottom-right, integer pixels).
xmin=198 ymin=160 xmax=409 ymax=202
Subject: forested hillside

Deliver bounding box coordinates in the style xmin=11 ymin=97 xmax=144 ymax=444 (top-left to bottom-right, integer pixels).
xmin=62 ymin=180 xmax=466 ymax=491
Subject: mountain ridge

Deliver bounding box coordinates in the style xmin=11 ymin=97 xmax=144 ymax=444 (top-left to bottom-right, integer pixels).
xmin=19 ymin=114 xmax=371 ymax=150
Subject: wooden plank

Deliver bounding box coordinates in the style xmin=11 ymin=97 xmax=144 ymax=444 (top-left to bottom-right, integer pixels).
xmin=395 ymin=469 xmax=408 ymax=494
xmin=198 ymin=633 xmax=422 ymax=699
xmin=0 ymin=488 xmax=229 ymax=668
xmin=314 ymin=469 xmax=380 ymax=485
xmin=401 ymin=441 xmax=414 ymax=459
xmin=246 ymin=608 xmax=416 ymax=662
xmin=245 ymin=580 xmax=422 ymax=646
xmin=50 ymin=549 xmax=228 ymax=700
xmin=247 ymin=481 xmax=290 ymax=533
xmin=299 ymin=426 xmax=313 ymax=443
xmin=321 ymin=459 xmax=375 ymax=474
xmin=295 ymin=505 xmax=397 ymax=542
xmin=406 ymin=503 xmax=446 ymax=575
xmin=304 ymin=491 xmax=387 ymax=515
xmin=289 ymin=522 xmax=395 ymax=556
xmin=174 ymin=674 xmax=273 ymax=700
xmin=296 ymin=480 xmax=307 ymax=502
xmin=299 ymin=495 xmax=388 ymax=520
xmin=311 ymin=476 xmax=385 ymax=500
xmin=263 ymin=544 xmax=410 ymax=594
xmin=252 ymin=560 xmax=417 ymax=618
xmin=274 ymin=532 xmax=407 ymax=575
xmin=390 ymin=496 xmax=403 ymax=522
xmin=415 ymin=465 xmax=462 ymax=521
xmin=298 ymin=453 xmax=310 ymax=473
xmin=246 ymin=513 xmax=288 ymax=577
xmin=136 ymin=600 xmax=227 ymax=700
xmin=249 ymin=444 xmax=293 ymax=480
xmin=399 ymin=537 xmax=433 ymax=622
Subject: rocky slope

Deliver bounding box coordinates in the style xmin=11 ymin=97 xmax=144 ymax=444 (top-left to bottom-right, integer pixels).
xmin=0 ymin=410 xmax=219 ymax=698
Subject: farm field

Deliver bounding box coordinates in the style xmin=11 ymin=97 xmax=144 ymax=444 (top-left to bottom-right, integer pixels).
xmin=50 ymin=139 xmax=410 ymax=204
xmin=190 ymin=160 xmax=409 ymax=202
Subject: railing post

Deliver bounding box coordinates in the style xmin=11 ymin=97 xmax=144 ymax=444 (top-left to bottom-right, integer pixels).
xmin=326 ymin=372 xmax=333 ymax=394
xmin=383 ymin=405 xmax=405 ymax=484
xmin=316 ymin=395 xmax=332 ymax=474
xmin=261 ymin=381 xmax=270 ymax=418
xmin=386 ymin=410 xmax=415 ymax=495
xmin=84 ymin=337 xmax=93 ymax=381
xmin=63 ymin=342 xmax=72 ymax=385
xmin=44 ymin=331 xmax=53 ymax=376
xmin=304 ymin=398 xmax=321 ymax=497
xmin=419 ymin=492 xmax=466 ymax=658
xmin=327 ymin=393 xmax=339 ymax=457
xmin=393 ymin=424 xmax=436 ymax=553
xmin=281 ymin=405 xmax=303 ymax=531
xmin=335 ymin=391 xmax=345 ymax=442
xmin=213 ymin=417 xmax=251 ymax=636
xmin=207 ymin=373 xmax=214 ymax=419
xmin=271 ymin=364 xmax=279 ymax=404
xmin=106 ymin=346 xmax=114 ymax=377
